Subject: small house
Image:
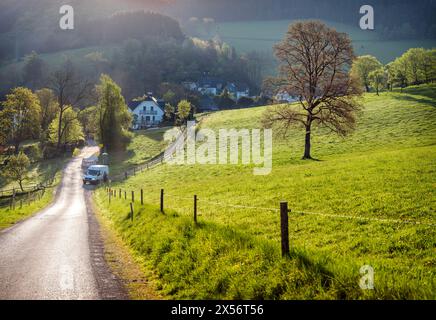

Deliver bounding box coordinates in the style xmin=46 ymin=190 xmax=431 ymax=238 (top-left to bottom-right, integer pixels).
xmin=128 ymin=93 xmax=165 ymax=130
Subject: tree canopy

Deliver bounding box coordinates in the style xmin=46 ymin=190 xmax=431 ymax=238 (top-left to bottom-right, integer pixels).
xmin=0 ymin=87 xmax=41 ymax=153
xmin=351 ymin=55 xmax=383 ymax=92
xmin=263 ymin=21 xmax=362 ymax=159
xmin=95 ymin=75 xmax=132 ymax=151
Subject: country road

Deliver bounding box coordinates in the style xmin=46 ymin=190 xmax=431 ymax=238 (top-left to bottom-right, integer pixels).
xmin=0 ymin=147 xmax=127 ymax=300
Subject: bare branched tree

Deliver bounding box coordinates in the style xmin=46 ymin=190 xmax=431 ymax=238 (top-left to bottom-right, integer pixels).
xmin=262 ymin=21 xmax=362 ymax=159
xmin=49 ymin=60 xmax=93 ymax=149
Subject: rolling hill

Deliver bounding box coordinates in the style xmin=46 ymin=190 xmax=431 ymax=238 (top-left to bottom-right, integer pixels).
xmin=94 ymin=85 xmax=436 ymax=299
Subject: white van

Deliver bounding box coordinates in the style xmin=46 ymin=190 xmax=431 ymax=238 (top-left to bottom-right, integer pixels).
xmin=83 ymin=165 xmax=109 ymax=185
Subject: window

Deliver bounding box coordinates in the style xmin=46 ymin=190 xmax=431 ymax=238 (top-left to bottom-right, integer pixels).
xmin=152 ymin=116 xmax=155 ymax=122
xmin=143 ymin=106 xmax=147 ymax=111
xmin=150 ymin=106 xmax=154 ymax=111
xmin=146 ymin=116 xmax=150 ymax=122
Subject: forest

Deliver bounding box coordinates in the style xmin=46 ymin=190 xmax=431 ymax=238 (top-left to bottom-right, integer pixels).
xmin=0 ymin=9 xmax=265 ymax=102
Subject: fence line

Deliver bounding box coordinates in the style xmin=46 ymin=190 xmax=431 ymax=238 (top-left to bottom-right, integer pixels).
xmin=110 ymin=126 xmax=187 ymax=182
xmin=0 ymin=177 xmax=56 ymax=208
xmin=105 ymin=186 xmax=436 ymax=257
xmin=106 ymin=187 xmax=436 ymax=227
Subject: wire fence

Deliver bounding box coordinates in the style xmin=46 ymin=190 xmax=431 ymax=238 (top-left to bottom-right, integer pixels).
xmin=0 ymin=186 xmax=50 ymax=210
xmin=109 ymin=126 xmax=186 ymax=182
xmin=103 ymin=186 xmax=436 ymax=257
xmin=0 ymin=176 xmax=56 ymax=207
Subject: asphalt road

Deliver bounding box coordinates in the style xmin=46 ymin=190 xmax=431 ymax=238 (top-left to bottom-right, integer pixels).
xmin=0 ymin=147 xmax=127 ymax=300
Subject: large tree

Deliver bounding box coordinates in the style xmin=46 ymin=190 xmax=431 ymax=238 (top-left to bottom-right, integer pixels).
xmin=0 ymin=87 xmax=41 ymax=153
xmin=262 ymin=21 xmax=362 ymax=160
xmin=35 ymin=88 xmax=58 ymax=136
xmin=95 ymin=75 xmax=132 ymax=151
xmin=402 ymin=48 xmax=426 ymax=85
xmin=48 ymin=60 xmax=92 ymax=149
xmin=351 ymin=55 xmax=383 ymax=92
xmin=49 ymin=108 xmax=84 ymax=146
xmin=369 ymin=68 xmax=387 ymax=95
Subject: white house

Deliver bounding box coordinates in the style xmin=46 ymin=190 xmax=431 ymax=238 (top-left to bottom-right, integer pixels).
xmin=274 ymin=91 xmax=299 ymax=103
xmin=128 ymin=94 xmax=165 ymax=130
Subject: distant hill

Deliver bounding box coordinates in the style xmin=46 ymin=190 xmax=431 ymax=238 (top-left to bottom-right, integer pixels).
xmin=167 ymin=0 xmax=436 ymax=41
xmin=0 ymin=0 xmax=181 ymax=64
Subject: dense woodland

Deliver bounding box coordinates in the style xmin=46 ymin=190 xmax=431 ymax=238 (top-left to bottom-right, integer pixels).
xmin=0 ymin=9 xmax=265 ymax=101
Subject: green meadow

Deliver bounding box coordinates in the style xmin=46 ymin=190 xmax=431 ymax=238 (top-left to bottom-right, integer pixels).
xmin=108 ymin=127 xmax=170 ymax=177
xmin=95 ymin=85 xmax=436 ymax=299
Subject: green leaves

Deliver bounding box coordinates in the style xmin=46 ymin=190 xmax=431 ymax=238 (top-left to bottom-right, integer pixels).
xmin=0 ymin=87 xmax=41 ymax=151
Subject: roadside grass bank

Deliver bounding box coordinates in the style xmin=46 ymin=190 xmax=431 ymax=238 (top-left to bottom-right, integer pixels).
xmin=92 ymin=196 xmax=164 ymax=300
xmin=0 ymin=165 xmax=64 ymax=230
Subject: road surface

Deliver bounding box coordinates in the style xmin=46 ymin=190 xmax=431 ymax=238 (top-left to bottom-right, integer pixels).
xmin=0 ymin=147 xmax=127 ymax=300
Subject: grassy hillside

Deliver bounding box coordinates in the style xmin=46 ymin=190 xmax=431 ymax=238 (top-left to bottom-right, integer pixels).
xmin=210 ymin=20 xmax=436 ymax=63
xmin=95 ymin=85 xmax=436 ymax=299
xmin=109 ymin=128 xmax=171 ymax=177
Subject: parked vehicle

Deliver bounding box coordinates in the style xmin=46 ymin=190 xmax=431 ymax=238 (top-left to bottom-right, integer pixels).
xmin=83 ymin=165 xmax=109 ymax=185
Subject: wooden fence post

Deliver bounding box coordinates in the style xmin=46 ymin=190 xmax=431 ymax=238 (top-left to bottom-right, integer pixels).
xmin=160 ymin=189 xmax=164 ymax=213
xmin=132 ymin=191 xmax=135 ymax=202
xmin=130 ymin=203 xmax=134 ymax=222
xmin=125 ymin=172 xmax=128 ymax=179
xmin=119 ymin=189 xmax=121 ymax=198
xmin=280 ymin=202 xmax=290 ymax=257
xmin=12 ymin=189 xmax=16 ymax=210
xmin=124 ymin=191 xmax=127 ymax=200
xmin=109 ymin=190 xmax=111 ymax=204
xmin=141 ymin=189 xmax=144 ymax=205
xmin=194 ymin=195 xmax=198 ymax=224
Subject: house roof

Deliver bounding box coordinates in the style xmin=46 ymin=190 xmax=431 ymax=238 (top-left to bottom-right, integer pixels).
xmin=128 ymin=94 xmax=164 ymax=111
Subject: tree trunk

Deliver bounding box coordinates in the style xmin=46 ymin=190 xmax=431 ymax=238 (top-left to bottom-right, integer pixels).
xmin=18 ymin=180 xmax=24 ymax=192
xmin=56 ymin=109 xmax=63 ymax=149
xmin=14 ymin=140 xmax=20 ymax=154
xmin=365 ymin=83 xmax=370 ymax=92
xmin=302 ymin=124 xmax=312 ymax=160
